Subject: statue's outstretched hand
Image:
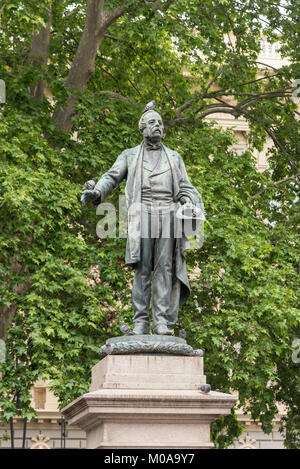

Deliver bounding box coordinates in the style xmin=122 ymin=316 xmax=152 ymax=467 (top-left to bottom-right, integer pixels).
xmin=81 ymin=189 xmax=101 ymax=205
xmin=82 ymin=179 xmax=96 ymax=191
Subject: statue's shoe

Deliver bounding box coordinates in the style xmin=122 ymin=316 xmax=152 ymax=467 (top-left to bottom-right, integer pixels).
xmin=152 ymin=324 xmax=174 ymax=336
xmin=132 ymin=323 xmax=150 ymax=335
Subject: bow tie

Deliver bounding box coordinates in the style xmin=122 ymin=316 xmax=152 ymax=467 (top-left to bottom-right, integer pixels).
xmin=144 ymin=140 xmax=162 ymax=151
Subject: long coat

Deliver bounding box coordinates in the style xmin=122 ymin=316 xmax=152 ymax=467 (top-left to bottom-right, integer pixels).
xmin=94 ymin=142 xmax=203 ymax=326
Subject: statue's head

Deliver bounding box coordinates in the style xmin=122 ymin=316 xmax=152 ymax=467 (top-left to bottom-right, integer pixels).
xmin=138 ymin=110 xmax=164 ymax=140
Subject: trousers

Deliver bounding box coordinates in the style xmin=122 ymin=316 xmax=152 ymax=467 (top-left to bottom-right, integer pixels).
xmin=132 ymin=210 xmax=175 ymax=330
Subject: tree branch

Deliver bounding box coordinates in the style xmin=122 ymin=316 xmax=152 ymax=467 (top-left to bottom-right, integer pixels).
xmin=102 ymin=6 xmax=127 ymax=32
xmin=167 ymin=95 xmax=297 ymax=172
xmin=253 ymin=61 xmax=278 ymax=72
xmin=104 ymin=33 xmax=176 ymax=106
xmin=171 ymin=88 xmax=291 ymax=124
xmin=251 ymin=173 xmax=300 ymax=200
xmin=97 ymin=90 xmax=129 ymax=102
xmin=196 ymin=107 xmax=240 ymax=120
xmin=173 ymin=72 xmax=282 ymax=120
xmin=0 ymin=1 xmax=7 ymax=30
xmin=174 ymin=99 xmax=194 ymax=116
xmin=29 ymin=6 xmax=52 ymax=101
xmin=237 ymin=90 xmax=291 ymax=109
xmin=52 ymin=0 xmax=134 ymax=133
xmin=204 ymin=69 xmax=223 ymax=94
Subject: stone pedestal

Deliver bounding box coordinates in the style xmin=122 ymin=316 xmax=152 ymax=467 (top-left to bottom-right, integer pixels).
xmin=62 ymin=351 xmax=237 ymax=449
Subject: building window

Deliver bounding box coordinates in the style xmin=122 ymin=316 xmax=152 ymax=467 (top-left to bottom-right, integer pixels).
xmin=259 ymin=39 xmax=281 ymax=58
xmin=34 ymin=387 xmax=46 ymax=409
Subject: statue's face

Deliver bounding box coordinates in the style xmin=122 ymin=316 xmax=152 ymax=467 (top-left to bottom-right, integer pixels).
xmin=142 ymin=111 xmax=164 ymax=139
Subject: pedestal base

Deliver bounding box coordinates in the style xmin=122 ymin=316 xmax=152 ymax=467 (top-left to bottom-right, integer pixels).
xmin=62 ymin=353 xmax=237 ymax=449
xmin=99 ymin=335 xmax=204 ymax=357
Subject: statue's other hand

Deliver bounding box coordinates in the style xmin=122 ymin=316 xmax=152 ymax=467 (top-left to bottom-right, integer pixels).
xmin=81 ymin=189 xmax=101 ymax=205
xmin=180 ymin=196 xmax=192 ymax=206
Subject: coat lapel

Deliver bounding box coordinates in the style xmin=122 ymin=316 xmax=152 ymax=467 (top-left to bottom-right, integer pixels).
xmin=125 ymin=143 xmax=143 ymax=264
xmin=161 ymin=144 xmax=180 ymax=199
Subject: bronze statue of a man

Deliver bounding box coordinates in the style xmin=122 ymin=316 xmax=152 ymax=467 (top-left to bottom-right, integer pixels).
xmin=81 ymin=104 xmax=204 ymax=336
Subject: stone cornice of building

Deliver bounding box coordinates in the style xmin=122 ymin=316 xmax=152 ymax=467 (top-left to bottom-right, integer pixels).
xmin=8 ymin=410 xmax=61 ymax=426
xmin=7 ymin=408 xmax=284 ymax=434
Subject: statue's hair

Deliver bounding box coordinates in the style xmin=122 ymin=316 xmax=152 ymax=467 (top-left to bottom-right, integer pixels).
xmin=138 ymin=110 xmax=163 ymax=132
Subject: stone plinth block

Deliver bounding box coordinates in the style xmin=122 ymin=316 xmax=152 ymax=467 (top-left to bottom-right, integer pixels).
xmin=90 ymin=354 xmax=206 ymax=391
xmin=62 ymin=353 xmax=237 ymax=449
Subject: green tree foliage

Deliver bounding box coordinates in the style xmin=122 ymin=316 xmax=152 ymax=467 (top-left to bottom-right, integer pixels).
xmin=0 ymin=0 xmax=299 ymax=447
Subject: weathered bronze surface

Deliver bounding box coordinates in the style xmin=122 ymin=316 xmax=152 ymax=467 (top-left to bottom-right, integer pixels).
xmin=82 ymin=104 xmax=204 ymax=336
xmin=99 ymin=335 xmax=204 ymax=358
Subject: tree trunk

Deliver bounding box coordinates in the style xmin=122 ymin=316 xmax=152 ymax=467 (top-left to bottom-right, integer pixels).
xmin=52 ymin=0 xmax=127 ymax=133
xmin=0 ymin=259 xmax=32 ymax=341
xmin=29 ymin=7 xmax=52 ymax=101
